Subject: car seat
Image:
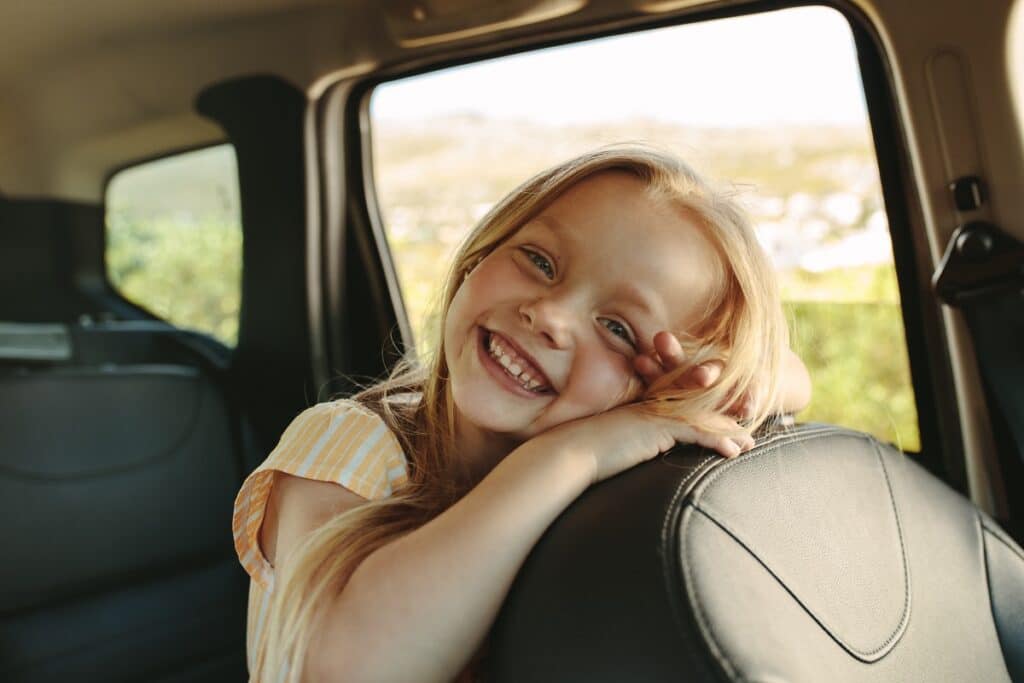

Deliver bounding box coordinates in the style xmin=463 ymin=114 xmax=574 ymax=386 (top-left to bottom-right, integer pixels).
xmin=487 ymin=424 xmax=1024 ymax=682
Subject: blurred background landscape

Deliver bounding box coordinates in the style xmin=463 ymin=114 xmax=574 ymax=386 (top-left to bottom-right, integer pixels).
xmin=372 ymin=117 xmax=919 ymax=451
xmin=105 ymin=5 xmax=920 ymax=451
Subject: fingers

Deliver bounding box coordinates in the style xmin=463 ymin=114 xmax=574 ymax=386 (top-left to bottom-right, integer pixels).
xmin=694 ymin=431 xmax=754 ymax=459
xmin=633 ymin=353 xmax=663 ymax=384
xmin=637 ymin=331 xmax=725 ymax=391
xmin=654 ymin=331 xmax=724 ymax=390
xmin=667 ymin=417 xmax=755 ymax=459
xmin=653 ymin=331 xmax=685 ymax=368
xmin=691 ymin=361 xmax=723 ymax=389
xmin=634 ymin=331 xmax=690 ymax=387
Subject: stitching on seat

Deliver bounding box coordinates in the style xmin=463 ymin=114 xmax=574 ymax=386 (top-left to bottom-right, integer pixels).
xmin=978 ymin=510 xmax=1024 ymax=677
xmin=688 ymin=425 xmax=854 ymax=499
xmin=977 ymin=511 xmax=1001 ymax=665
xmin=680 ymin=504 xmax=746 ymax=682
xmin=660 ymin=454 xmax=717 ymax=555
xmin=868 ymin=439 xmax=912 ymax=654
xmin=678 ymin=426 xmax=911 ymax=665
xmin=665 ymin=425 xmax=842 ymax=682
xmin=980 ymin=515 xmax=1024 ymax=564
xmin=663 ymin=454 xmax=745 ymax=683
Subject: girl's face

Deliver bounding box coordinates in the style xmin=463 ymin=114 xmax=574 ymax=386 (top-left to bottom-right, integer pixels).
xmin=444 ymin=171 xmax=722 ymax=449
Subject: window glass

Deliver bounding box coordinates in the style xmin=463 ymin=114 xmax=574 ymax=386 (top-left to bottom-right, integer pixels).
xmin=369 ymin=6 xmax=920 ymax=450
xmin=106 ymin=144 xmax=242 ymax=347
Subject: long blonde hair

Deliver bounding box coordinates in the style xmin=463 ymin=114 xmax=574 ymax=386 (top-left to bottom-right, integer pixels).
xmin=257 ymin=145 xmax=787 ymax=680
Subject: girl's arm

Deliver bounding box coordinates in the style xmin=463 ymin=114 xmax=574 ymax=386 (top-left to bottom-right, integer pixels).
xmin=268 ymin=408 xmax=751 ymax=683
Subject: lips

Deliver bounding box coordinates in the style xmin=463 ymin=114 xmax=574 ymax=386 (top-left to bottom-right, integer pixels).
xmin=480 ymin=327 xmax=555 ymax=394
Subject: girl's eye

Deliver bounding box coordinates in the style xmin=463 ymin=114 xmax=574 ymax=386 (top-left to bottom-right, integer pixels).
xmin=600 ymin=318 xmax=636 ymax=347
xmin=522 ymin=248 xmax=555 ymax=280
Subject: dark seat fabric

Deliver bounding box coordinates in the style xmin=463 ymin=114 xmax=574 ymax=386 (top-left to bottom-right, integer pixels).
xmin=1 ymin=323 xmax=250 ymax=682
xmin=487 ymin=424 xmax=1024 ymax=682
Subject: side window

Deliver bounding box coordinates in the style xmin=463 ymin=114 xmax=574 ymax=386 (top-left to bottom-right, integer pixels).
xmin=367 ymin=6 xmax=920 ymax=451
xmin=105 ymin=144 xmax=242 ymax=347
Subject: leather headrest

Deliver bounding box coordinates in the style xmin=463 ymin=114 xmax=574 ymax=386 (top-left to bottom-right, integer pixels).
xmin=681 ymin=429 xmax=909 ymax=661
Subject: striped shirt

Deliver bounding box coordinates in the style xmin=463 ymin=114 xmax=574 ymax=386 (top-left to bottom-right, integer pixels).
xmin=232 ymin=399 xmax=409 ymax=676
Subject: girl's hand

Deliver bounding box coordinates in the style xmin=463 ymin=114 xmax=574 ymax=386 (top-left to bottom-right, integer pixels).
xmin=633 ymin=331 xmax=812 ymax=417
xmin=633 ymin=331 xmax=755 ymax=419
xmin=536 ymin=402 xmax=754 ymax=486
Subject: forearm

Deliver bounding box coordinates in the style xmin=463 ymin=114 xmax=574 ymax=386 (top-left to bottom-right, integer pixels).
xmin=308 ymin=439 xmax=592 ymax=682
xmin=778 ymin=347 xmax=812 ymax=414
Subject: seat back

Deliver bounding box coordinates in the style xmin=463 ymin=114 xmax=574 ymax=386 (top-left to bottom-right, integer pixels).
xmin=488 ymin=424 xmax=1024 ymax=682
xmin=0 ymin=322 xmax=249 ymax=682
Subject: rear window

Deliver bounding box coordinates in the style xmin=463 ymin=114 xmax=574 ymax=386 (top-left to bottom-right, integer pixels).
xmin=105 ymin=144 xmax=242 ymax=347
xmin=367 ymin=6 xmax=920 ymax=450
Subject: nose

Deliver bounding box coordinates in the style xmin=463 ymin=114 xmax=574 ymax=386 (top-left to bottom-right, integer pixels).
xmin=518 ymin=296 xmax=575 ymax=349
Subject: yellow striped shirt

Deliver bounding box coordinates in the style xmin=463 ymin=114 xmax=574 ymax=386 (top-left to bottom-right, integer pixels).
xmin=232 ymin=399 xmax=408 ymax=676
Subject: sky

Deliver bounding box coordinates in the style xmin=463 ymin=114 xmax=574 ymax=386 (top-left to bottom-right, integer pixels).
xmin=371 ymin=6 xmax=869 ymax=128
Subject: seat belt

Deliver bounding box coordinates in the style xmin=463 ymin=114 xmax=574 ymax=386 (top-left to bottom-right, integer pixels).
xmin=933 ymin=220 xmax=1024 ymax=468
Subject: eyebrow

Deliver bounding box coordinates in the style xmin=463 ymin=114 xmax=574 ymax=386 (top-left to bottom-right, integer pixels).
xmin=526 ymin=214 xmax=566 ymax=263
xmin=616 ymin=282 xmax=657 ymax=319
xmin=533 ymin=213 xmax=659 ymax=320
xmin=531 ymin=214 xmax=566 ymax=240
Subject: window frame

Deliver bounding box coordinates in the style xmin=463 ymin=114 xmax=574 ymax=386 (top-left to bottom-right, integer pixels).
xmin=325 ymin=0 xmax=963 ymax=489
xmin=101 ymin=140 xmax=243 ymax=348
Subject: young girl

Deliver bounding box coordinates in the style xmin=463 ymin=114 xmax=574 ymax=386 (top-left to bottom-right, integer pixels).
xmin=233 ymin=147 xmax=812 ymax=682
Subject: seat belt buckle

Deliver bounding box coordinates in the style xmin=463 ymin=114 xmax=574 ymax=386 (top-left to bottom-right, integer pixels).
xmin=933 ymin=221 xmax=1024 ymax=306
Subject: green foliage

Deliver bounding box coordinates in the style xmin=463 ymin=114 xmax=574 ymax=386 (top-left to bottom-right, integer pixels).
xmin=105 ymin=144 xmax=242 ymax=347
xmin=101 ymin=127 xmax=922 ymax=453
xmin=106 ymin=212 xmax=242 ymax=346
xmin=787 ymin=299 xmax=920 ymax=451
xmin=373 ymin=120 xmax=921 ymax=451
xmin=780 ymin=263 xmax=901 ymax=303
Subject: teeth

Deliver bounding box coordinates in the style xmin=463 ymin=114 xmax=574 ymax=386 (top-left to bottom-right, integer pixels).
xmin=486 ymin=331 xmax=548 ymax=392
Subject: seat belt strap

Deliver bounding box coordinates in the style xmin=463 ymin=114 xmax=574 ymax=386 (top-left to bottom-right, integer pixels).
xmin=934 ymin=221 xmax=1024 ymax=464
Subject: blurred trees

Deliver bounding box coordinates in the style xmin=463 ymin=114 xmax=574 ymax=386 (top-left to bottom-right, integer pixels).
xmin=107 ymin=213 xmax=241 ymax=346
xmin=788 ymin=298 xmax=918 ymax=450
xmin=374 ymin=120 xmax=920 ymax=451
xmin=104 ymin=125 xmax=921 ymax=452
xmin=106 ymin=144 xmax=242 ymax=347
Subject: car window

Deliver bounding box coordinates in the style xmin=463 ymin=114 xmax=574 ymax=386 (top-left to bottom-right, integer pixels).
xmin=367 ymin=5 xmax=920 ymax=451
xmin=105 ymin=144 xmax=242 ymax=347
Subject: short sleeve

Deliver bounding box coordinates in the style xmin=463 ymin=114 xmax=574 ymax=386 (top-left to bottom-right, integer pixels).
xmin=231 ymin=399 xmax=408 ymax=587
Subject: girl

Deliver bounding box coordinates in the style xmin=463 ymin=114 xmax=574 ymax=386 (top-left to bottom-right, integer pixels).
xmin=233 ymin=146 xmax=812 ymax=682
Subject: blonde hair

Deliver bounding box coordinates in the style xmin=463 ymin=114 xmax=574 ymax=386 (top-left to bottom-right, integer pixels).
xmin=257 ymin=145 xmax=787 ymax=680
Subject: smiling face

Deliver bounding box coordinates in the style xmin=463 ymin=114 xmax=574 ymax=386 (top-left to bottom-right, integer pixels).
xmin=443 ymin=171 xmax=723 ymax=455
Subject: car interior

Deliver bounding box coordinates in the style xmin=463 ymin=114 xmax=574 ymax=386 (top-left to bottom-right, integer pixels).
xmin=2 ymin=0 xmax=1023 ymax=681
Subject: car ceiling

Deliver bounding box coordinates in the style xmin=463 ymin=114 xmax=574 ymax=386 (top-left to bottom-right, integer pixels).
xmin=2 ymin=0 xmax=370 ymax=199
xmin=1 ymin=0 xmax=1022 ymax=228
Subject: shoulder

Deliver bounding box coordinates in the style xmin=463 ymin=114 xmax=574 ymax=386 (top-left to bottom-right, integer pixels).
xmin=232 ymin=398 xmax=409 ymax=585
xmin=266 ymin=398 xmax=409 ymax=498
